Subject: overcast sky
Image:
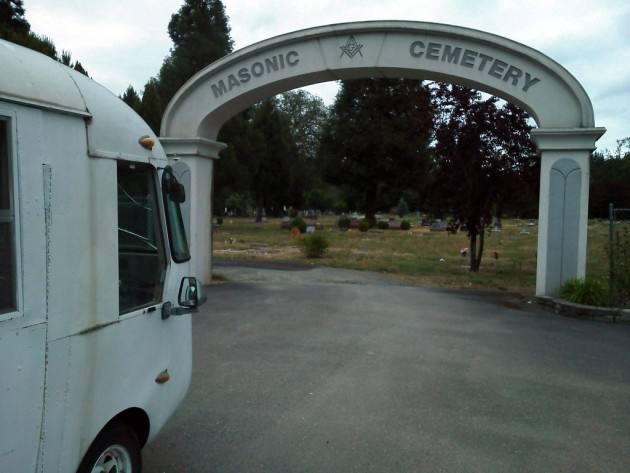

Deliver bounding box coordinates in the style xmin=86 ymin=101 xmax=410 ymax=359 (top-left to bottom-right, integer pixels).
xmin=25 ymin=0 xmax=629 ymax=151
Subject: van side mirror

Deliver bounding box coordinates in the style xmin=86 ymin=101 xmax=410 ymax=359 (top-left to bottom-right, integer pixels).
xmin=178 ymin=277 xmax=206 ymax=308
xmin=171 ymin=182 xmax=186 ymax=204
xmin=162 ymin=167 xmax=186 ymax=203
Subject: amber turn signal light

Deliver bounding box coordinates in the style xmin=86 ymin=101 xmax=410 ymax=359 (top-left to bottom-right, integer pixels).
xmin=138 ymin=135 xmax=155 ymax=150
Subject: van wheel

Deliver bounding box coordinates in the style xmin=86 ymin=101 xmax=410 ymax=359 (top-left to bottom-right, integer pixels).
xmin=76 ymin=422 xmax=142 ymax=473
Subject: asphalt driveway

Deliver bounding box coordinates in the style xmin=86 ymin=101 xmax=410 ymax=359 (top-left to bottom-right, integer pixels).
xmin=143 ymin=261 xmax=630 ymax=473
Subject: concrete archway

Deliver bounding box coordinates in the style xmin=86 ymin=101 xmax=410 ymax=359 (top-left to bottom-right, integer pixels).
xmin=159 ymin=21 xmax=605 ymax=296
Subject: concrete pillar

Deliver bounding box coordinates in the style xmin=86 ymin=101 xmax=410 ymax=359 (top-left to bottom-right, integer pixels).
xmin=160 ymin=137 xmax=226 ymax=284
xmin=530 ymin=128 xmax=605 ymax=296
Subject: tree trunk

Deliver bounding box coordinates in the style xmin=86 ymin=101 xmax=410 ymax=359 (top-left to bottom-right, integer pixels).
xmin=255 ymin=195 xmax=264 ymax=222
xmin=469 ymin=229 xmax=479 ymax=272
xmin=469 ymin=220 xmax=485 ymax=272
xmin=364 ymin=183 xmax=378 ymax=223
xmin=477 ymin=224 xmax=485 ymax=270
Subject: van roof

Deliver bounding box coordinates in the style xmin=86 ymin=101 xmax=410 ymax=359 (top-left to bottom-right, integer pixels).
xmin=0 ymin=39 xmax=89 ymax=116
xmin=0 ymin=39 xmax=164 ymax=162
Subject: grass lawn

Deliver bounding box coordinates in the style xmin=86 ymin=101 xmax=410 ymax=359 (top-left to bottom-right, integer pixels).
xmin=212 ymin=216 xmax=611 ymax=298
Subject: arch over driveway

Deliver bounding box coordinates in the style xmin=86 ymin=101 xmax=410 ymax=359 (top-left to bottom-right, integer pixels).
xmin=159 ymin=21 xmax=605 ymax=296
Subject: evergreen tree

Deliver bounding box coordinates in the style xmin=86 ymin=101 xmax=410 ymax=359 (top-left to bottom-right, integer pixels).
xmin=319 ymin=78 xmax=433 ymax=222
xmin=0 ymin=0 xmax=56 ymax=58
xmin=121 ymin=86 xmax=142 ymax=112
xmin=249 ymin=98 xmax=295 ymax=221
xmin=60 ymin=50 xmax=72 ymax=66
xmin=0 ymin=1 xmax=89 ymax=65
xmin=156 ymin=0 xmax=233 ymax=115
xmin=16 ymin=32 xmax=57 ymax=58
xmin=215 ymin=110 xmax=257 ymax=215
xmin=73 ymin=61 xmax=88 ymax=76
xmin=59 ymin=50 xmax=89 ymax=76
xmin=397 ymin=197 xmax=409 ymax=217
xmin=589 ymin=137 xmax=630 ymax=217
xmin=138 ymin=79 xmax=164 ymax=135
xmin=0 ymin=0 xmax=29 ymax=40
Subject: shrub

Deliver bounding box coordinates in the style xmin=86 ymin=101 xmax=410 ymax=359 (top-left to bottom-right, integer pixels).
xmin=290 ymin=216 xmax=307 ymax=233
xmin=377 ymin=220 xmax=389 ymax=230
xmin=298 ymin=233 xmax=329 ymax=258
xmin=332 ymin=199 xmax=348 ymax=214
xmin=400 ymin=219 xmax=411 ymax=230
xmin=397 ymin=197 xmax=409 ymax=217
xmin=358 ymin=219 xmax=370 ymax=232
xmin=216 ymin=217 xmax=223 ymax=225
xmin=559 ymin=278 xmax=608 ymax=307
xmin=338 ymin=216 xmax=351 ymax=229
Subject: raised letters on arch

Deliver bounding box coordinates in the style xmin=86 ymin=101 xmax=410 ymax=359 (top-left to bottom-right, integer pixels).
xmin=409 ymin=40 xmax=541 ymax=92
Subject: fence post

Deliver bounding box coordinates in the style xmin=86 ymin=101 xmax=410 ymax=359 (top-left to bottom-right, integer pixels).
xmin=609 ymin=203 xmax=615 ymax=305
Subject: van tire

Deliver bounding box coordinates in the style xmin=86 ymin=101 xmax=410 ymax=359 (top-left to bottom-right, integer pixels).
xmin=76 ymin=422 xmax=142 ymax=473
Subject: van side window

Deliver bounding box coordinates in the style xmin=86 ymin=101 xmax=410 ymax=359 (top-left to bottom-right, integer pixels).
xmin=0 ymin=119 xmax=16 ymax=314
xmin=117 ymin=162 xmax=166 ymax=314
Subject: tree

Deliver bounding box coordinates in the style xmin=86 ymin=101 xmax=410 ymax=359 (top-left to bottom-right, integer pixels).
xmin=248 ymin=98 xmax=296 ymax=221
xmin=138 ymin=79 xmax=164 ymax=135
xmin=156 ymin=0 xmax=233 ymax=113
xmin=0 ymin=0 xmax=57 ymax=58
xmin=491 ymin=102 xmax=539 ymax=220
xmin=0 ymin=1 xmax=88 ymax=65
xmin=589 ymin=137 xmax=630 ymax=217
xmin=60 ymin=50 xmax=89 ymax=76
xmin=429 ymin=84 xmax=537 ymax=271
xmin=277 ymin=90 xmax=328 ymax=162
xmin=72 ymin=61 xmax=88 ymax=76
xmin=121 ymin=86 xmax=141 ymax=112
xmin=0 ymin=0 xmax=29 ymax=40
xmin=319 ymin=78 xmax=433 ymax=222
xmin=397 ymin=197 xmax=409 ymax=217
xmin=276 ymin=90 xmax=330 ymax=206
xmin=215 ymin=110 xmax=257 ymax=215
xmin=215 ymin=99 xmax=299 ymax=220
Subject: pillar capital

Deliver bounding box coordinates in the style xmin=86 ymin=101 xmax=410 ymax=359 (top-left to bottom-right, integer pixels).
xmin=159 ymin=137 xmax=227 ymax=160
xmin=530 ymin=127 xmax=606 ymax=152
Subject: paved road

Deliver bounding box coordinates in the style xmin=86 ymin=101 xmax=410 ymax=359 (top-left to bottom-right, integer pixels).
xmin=143 ymin=262 xmax=630 ymax=473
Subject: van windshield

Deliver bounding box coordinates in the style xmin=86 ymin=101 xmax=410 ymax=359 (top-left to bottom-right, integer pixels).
xmin=118 ymin=162 xmax=166 ymax=313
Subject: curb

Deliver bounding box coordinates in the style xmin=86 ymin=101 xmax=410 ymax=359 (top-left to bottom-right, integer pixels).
xmin=536 ymin=296 xmax=630 ymax=324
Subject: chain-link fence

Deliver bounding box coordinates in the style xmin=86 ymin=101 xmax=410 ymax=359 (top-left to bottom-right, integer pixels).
xmin=609 ymin=204 xmax=630 ymax=308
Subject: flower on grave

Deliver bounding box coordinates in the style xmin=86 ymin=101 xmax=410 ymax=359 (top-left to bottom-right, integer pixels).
xmin=460 ymin=247 xmax=468 ymax=256
xmin=493 ymin=251 xmax=499 ymax=260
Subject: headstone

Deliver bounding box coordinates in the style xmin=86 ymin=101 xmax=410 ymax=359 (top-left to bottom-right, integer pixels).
xmin=306 ymin=225 xmax=316 ymax=233
xmin=430 ymin=219 xmax=444 ymax=231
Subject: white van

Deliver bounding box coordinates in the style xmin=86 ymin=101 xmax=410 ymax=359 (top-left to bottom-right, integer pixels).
xmin=0 ymin=40 xmax=203 ymax=472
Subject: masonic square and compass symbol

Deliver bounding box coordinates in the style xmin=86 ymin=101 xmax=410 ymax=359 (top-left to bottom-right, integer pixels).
xmin=340 ymin=35 xmax=363 ymax=58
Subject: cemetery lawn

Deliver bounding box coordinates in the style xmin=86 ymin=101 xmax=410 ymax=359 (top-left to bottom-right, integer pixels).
xmin=212 ymin=217 xmax=610 ymax=298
